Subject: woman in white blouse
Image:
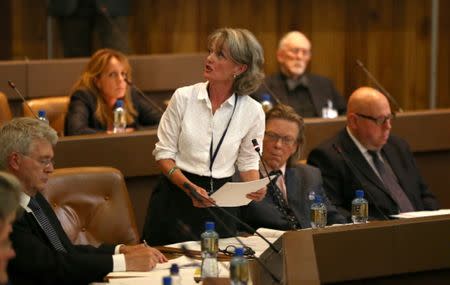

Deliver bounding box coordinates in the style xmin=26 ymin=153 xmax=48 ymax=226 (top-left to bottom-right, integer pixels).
xmin=143 ymin=28 xmax=267 ymax=245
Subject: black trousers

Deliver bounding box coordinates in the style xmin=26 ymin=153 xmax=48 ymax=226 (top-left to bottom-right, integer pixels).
xmin=142 ymin=171 xmax=237 ymax=246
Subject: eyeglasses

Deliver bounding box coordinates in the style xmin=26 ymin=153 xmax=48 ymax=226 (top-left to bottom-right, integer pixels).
xmin=220 ymin=245 xmax=255 ymax=257
xmin=287 ymin=47 xmax=311 ymax=57
xmin=355 ymin=113 xmax=395 ymax=126
xmin=20 ymin=153 xmax=55 ymax=168
xmin=265 ymin=131 xmax=297 ymax=146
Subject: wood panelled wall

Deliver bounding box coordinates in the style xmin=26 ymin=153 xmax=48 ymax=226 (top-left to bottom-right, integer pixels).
xmin=3 ymin=0 xmax=449 ymax=110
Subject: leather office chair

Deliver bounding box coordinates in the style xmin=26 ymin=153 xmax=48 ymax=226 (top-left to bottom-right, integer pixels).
xmin=0 ymin=92 xmax=13 ymax=125
xmin=22 ymin=96 xmax=70 ymax=136
xmin=42 ymin=167 xmax=140 ymax=246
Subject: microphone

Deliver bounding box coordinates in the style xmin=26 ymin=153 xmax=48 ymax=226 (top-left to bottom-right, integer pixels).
xmin=183 ymin=182 xmax=282 ymax=284
xmin=7 ymin=80 xmax=38 ymax=119
xmin=332 ymin=143 xmax=389 ymax=220
xmin=355 ymin=59 xmax=403 ymax=112
xmin=124 ymin=78 xmax=165 ymax=115
xmin=260 ymin=81 xmax=281 ymax=105
xmin=252 ymin=139 xmax=301 ymax=229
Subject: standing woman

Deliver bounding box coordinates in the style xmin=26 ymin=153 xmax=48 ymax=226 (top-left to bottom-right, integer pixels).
xmin=143 ymin=28 xmax=266 ymax=245
xmin=65 ymin=48 xmax=160 ymax=135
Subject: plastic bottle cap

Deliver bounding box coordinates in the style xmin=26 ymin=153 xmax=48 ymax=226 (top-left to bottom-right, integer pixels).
xmin=115 ymin=99 xmax=124 ymax=108
xmin=163 ymin=276 xmax=172 ymax=285
xmin=205 ymin=221 xmax=215 ymax=231
xmin=261 ymin=94 xmax=271 ymax=101
xmin=38 ymin=110 xmax=46 ymax=117
xmin=314 ymin=195 xmax=323 ymax=203
xmin=170 ymin=263 xmax=179 ymax=274
xmin=234 ymin=247 xmax=244 ymax=256
xmin=355 ymin=190 xmax=365 ymax=198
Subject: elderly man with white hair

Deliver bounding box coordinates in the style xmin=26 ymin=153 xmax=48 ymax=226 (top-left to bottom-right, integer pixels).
xmin=253 ymin=31 xmax=346 ymax=118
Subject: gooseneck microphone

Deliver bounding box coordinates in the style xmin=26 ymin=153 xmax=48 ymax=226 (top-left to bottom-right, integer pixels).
xmin=356 ymin=59 xmax=403 ymax=112
xmin=260 ymin=81 xmax=281 ymax=105
xmin=332 ymin=143 xmax=389 ymax=220
xmin=7 ymin=80 xmax=38 ymax=119
xmin=183 ymin=182 xmax=282 ymax=284
xmin=124 ymin=78 xmax=165 ymax=115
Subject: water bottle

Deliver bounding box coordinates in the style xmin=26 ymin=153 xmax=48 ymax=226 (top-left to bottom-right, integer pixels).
xmin=230 ymin=247 xmax=249 ymax=285
xmin=352 ymin=190 xmax=369 ymax=224
xmin=260 ymin=94 xmax=273 ymax=112
xmin=200 ymin=221 xmax=219 ymax=278
xmin=162 ymin=276 xmax=172 ymax=285
xmin=113 ymin=99 xmax=126 ymax=133
xmin=310 ymin=195 xmax=327 ymax=228
xmin=37 ymin=110 xmax=49 ymax=124
xmin=170 ymin=264 xmax=181 ymax=285
xmin=322 ymin=99 xmax=338 ymax=118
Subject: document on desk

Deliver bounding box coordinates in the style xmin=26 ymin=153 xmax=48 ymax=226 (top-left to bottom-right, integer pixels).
xmin=391 ymin=209 xmax=450 ymax=219
xmin=210 ymin=176 xmax=272 ymax=207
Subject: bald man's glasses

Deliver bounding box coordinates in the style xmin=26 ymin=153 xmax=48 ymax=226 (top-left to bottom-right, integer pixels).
xmin=356 ymin=113 xmax=395 ymax=126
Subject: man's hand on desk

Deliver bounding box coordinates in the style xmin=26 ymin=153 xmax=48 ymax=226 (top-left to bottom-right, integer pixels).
xmin=123 ymin=246 xmax=168 ymax=271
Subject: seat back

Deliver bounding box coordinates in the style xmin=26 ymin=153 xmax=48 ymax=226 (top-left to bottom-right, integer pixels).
xmin=0 ymin=92 xmax=13 ymax=125
xmin=42 ymin=167 xmax=139 ymax=246
xmin=22 ymin=96 xmax=70 ymax=136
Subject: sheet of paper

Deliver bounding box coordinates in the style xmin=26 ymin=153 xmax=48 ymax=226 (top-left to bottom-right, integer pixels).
xmin=390 ymin=209 xmax=450 ymax=219
xmin=210 ymin=176 xmax=272 ymax=207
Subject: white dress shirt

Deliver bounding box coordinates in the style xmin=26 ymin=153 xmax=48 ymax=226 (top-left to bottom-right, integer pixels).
xmin=154 ymin=82 xmax=265 ymax=178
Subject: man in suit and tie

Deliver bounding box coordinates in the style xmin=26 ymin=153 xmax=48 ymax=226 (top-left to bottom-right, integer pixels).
xmin=252 ymin=31 xmax=346 ymax=117
xmin=241 ymin=104 xmax=346 ymax=230
xmin=307 ymin=87 xmax=439 ymax=220
xmin=0 ymin=117 xmax=166 ymax=285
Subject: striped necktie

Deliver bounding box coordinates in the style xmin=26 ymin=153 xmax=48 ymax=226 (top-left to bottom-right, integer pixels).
xmin=28 ymin=197 xmax=67 ymax=253
xmin=367 ymin=150 xmax=414 ymax=213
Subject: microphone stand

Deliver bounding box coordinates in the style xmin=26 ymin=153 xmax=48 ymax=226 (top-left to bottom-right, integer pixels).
xmin=7 ymin=80 xmax=38 ymax=119
xmin=124 ymin=78 xmax=165 ymax=115
xmin=356 ymin=59 xmax=403 ymax=112
xmin=183 ymin=183 xmax=282 ymax=284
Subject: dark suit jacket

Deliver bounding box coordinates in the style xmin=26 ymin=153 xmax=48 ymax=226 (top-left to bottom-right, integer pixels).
xmin=241 ymin=164 xmax=346 ymax=230
xmin=252 ymin=72 xmax=346 ymax=117
xmin=8 ymin=193 xmax=114 ymax=285
xmin=65 ymin=89 xmax=160 ymax=136
xmin=307 ymin=129 xmax=439 ymax=221
xmin=48 ymin=0 xmax=130 ymax=17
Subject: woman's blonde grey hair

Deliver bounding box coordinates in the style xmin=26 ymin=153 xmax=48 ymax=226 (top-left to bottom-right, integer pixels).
xmin=208 ymin=28 xmax=265 ymax=95
xmin=0 ymin=171 xmax=21 ymax=220
xmin=0 ymin=117 xmax=58 ymax=170
xmin=265 ymin=104 xmax=305 ymax=166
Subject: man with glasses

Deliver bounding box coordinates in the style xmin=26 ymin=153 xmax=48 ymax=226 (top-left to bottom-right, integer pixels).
xmin=308 ymin=87 xmax=438 ymax=221
xmin=252 ymin=31 xmax=346 ymax=118
xmin=241 ymin=104 xmax=346 ymax=230
xmin=0 ymin=117 xmax=166 ymax=285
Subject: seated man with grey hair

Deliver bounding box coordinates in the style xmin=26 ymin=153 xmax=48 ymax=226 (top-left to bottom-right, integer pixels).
xmin=0 ymin=172 xmax=21 ymax=285
xmin=1 ymin=117 xmax=167 ymax=285
xmin=253 ymin=31 xmax=346 ymax=117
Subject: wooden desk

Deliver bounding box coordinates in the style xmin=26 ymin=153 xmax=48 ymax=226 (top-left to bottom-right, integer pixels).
xmin=258 ymin=215 xmax=450 ymax=284
xmin=54 ymin=109 xmax=450 ymax=233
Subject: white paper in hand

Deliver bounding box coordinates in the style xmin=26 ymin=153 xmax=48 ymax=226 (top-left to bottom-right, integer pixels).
xmin=210 ymin=176 xmax=271 ymax=207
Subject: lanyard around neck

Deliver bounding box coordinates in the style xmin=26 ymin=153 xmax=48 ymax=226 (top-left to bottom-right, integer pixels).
xmin=209 ymin=95 xmax=238 ymax=178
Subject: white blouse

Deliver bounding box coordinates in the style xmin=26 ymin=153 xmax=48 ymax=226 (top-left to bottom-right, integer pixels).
xmin=153 ymin=82 xmax=265 ymax=178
